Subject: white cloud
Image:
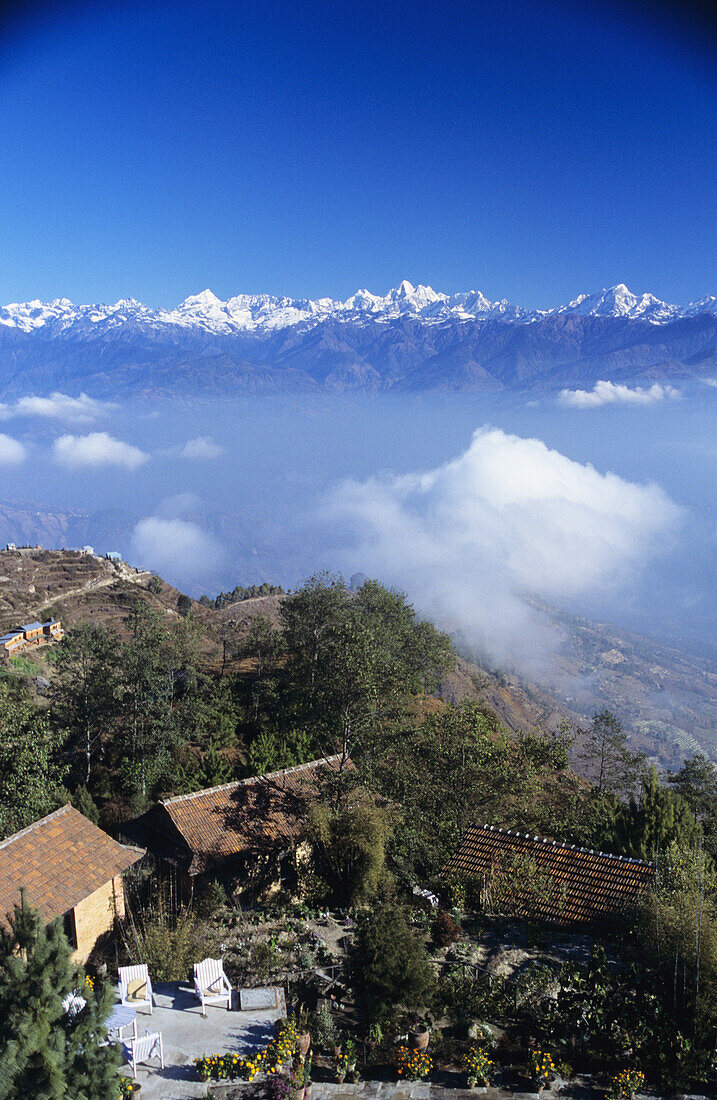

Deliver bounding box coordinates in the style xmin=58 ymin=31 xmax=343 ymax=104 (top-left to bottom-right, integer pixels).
xmin=558 ymin=380 xmax=680 ymax=408
xmin=702 ymin=378 xmax=717 ymax=389
xmin=180 ymin=436 xmax=223 ymax=459
xmin=132 ymin=516 xmax=224 ymax=583
xmin=52 ymin=432 xmax=148 ymax=470
xmin=0 ymin=433 xmax=25 ymax=465
xmin=324 ymin=427 xmax=681 ymax=674
xmin=0 ymin=391 xmax=116 ymax=424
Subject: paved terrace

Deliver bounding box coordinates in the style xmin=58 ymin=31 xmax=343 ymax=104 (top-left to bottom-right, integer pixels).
xmin=116 ymin=987 xmax=712 ymax=1100
xmin=211 ymin=1083 xmax=710 ymax=1100
xmin=116 ymin=982 xmax=285 ymax=1100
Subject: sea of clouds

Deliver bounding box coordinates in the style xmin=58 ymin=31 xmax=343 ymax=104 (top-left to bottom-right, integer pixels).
xmin=324 ymin=427 xmax=682 ymax=673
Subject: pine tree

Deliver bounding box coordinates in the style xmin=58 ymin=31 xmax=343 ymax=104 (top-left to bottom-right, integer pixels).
xmin=0 ymin=894 xmax=119 ymax=1099
xmin=619 ymin=766 xmax=701 ymax=860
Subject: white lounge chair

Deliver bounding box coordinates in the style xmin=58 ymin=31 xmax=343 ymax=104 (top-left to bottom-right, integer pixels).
xmin=118 ymin=964 xmax=154 ymax=1014
xmin=62 ymin=990 xmax=87 ymax=1019
xmin=193 ymin=957 xmax=232 ymax=1015
xmin=123 ymin=1030 xmax=164 ymax=1079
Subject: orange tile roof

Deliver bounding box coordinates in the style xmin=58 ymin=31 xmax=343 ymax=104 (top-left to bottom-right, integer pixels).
xmin=127 ymin=755 xmax=346 ymax=875
xmin=444 ymin=824 xmax=654 ymax=924
xmin=0 ymin=805 xmax=144 ymax=928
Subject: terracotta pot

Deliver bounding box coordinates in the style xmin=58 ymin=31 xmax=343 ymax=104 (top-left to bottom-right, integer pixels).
xmin=290 ymin=1088 xmax=305 ymax=1100
xmin=408 ymin=1025 xmax=430 ymax=1051
xmin=297 ymin=1032 xmax=311 ymax=1057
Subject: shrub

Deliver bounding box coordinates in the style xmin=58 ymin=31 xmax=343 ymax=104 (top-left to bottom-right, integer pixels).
xmin=197 ymin=879 xmax=228 ymax=917
xmin=120 ymin=892 xmax=213 ymax=982
xmin=312 ymin=1002 xmax=338 ymax=1050
xmin=353 ymin=905 xmax=434 ymax=1024
xmin=431 ymin=910 xmax=461 ymax=947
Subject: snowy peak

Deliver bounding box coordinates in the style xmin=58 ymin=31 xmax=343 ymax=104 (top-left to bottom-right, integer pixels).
xmin=0 ymin=283 xmax=714 ymax=336
xmin=557 ymin=284 xmax=680 ymax=322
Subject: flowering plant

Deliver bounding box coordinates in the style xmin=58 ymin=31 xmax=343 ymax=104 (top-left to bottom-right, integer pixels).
xmin=269 ymin=1076 xmax=292 ymax=1100
xmin=396 ymin=1045 xmax=432 ymax=1080
xmin=608 ymin=1069 xmax=645 ymax=1099
xmin=274 ymin=1016 xmax=301 ymax=1055
xmin=462 ymin=1045 xmax=494 ymax=1085
xmin=528 ymin=1049 xmax=554 ymax=1084
xmin=117 ymin=1077 xmax=140 ymax=1096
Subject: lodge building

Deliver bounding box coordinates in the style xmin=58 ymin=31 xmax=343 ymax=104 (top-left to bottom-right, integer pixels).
xmin=0 ymin=618 xmax=64 ymax=659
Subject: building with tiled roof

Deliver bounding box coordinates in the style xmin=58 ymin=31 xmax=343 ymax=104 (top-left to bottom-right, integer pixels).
xmin=0 ymin=805 xmax=144 ymax=962
xmin=444 ymin=824 xmax=655 ymax=925
xmin=122 ymin=755 xmax=346 ymax=901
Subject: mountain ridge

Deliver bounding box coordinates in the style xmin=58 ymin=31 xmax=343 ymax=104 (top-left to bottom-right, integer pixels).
xmin=2 ymin=281 xmax=716 ymax=335
xmin=0 ymin=282 xmax=715 ymax=396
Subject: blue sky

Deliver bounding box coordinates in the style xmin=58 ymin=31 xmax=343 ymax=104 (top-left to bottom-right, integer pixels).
xmin=0 ymin=0 xmax=714 ymax=308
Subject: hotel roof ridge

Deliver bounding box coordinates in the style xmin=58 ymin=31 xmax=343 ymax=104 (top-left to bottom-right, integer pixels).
xmin=159 ymin=753 xmax=346 ymax=806
xmin=472 ymin=822 xmax=654 ymax=867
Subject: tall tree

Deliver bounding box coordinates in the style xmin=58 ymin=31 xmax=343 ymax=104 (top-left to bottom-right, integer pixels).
xmin=669 ymin=755 xmax=717 ymax=861
xmin=117 ymin=602 xmax=183 ymax=801
xmin=52 ymin=623 xmax=119 ymax=784
xmin=279 ymin=574 xmax=454 ymax=761
xmin=619 ymin=766 xmax=701 ymax=860
xmin=0 ymin=684 xmax=68 ymax=840
xmin=574 ymin=710 xmax=645 ymax=798
xmin=0 ymin=895 xmax=119 ymax=1099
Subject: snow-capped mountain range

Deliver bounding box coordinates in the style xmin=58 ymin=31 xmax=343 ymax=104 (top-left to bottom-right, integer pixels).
xmin=1 ymin=281 xmax=715 ymax=336
xmin=0 ymin=282 xmax=715 ymax=397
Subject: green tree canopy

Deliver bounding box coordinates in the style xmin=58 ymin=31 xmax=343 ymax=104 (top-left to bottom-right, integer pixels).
xmin=0 ymin=684 xmax=68 ymax=840
xmin=306 ymin=790 xmax=395 ymax=906
xmin=278 ymin=573 xmax=454 ymax=760
xmin=0 ymin=895 xmax=119 ymax=1099
xmin=574 ymin=710 xmax=646 ymax=798
xmin=618 ymin=766 xmax=702 ymax=860
xmin=353 ymin=904 xmax=434 ymax=1025
xmin=669 ymin=754 xmax=717 ymax=862
xmin=52 ymin=622 xmax=119 ymax=785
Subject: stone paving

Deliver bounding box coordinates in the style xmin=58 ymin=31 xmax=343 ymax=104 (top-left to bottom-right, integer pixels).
xmin=112 ymin=989 xmax=713 ymax=1100
xmin=208 ymin=1080 xmax=712 ymax=1100
xmin=115 ymin=982 xmax=284 ymax=1100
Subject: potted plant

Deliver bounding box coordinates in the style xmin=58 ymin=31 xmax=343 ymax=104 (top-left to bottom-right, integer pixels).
xmin=396 ymin=1045 xmax=432 ymax=1081
xmin=342 ymin=1038 xmax=357 ymax=1072
xmin=527 ymin=1049 xmax=555 ymax=1094
xmin=335 ymin=1053 xmax=348 ymax=1083
xmin=118 ymin=1078 xmax=140 ymax=1096
xmin=288 ymin=1054 xmax=312 ymax=1100
xmin=608 ymin=1069 xmax=645 ymax=1099
xmin=366 ymin=1021 xmax=383 ymax=1052
xmin=295 ymin=1007 xmax=312 ymax=1058
xmin=269 ymin=1077 xmax=292 ymax=1100
xmin=407 ymin=1018 xmax=431 ymax=1051
xmin=462 ymin=1044 xmax=494 ymax=1090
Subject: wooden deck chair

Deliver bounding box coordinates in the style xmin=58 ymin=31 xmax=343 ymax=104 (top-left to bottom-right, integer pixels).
xmin=193 ymin=957 xmax=232 ymax=1015
xmin=118 ymin=964 xmax=154 ymax=1014
xmin=123 ymin=1030 xmax=164 ymax=1079
xmin=61 ymin=990 xmax=87 ymax=1019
